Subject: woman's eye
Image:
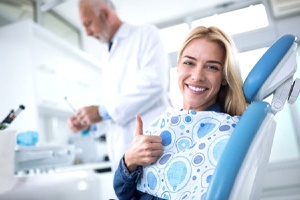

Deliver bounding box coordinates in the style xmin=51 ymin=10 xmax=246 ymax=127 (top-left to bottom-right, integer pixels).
xmin=207 ymin=65 xmax=220 ymax=71
xmin=183 ymin=61 xmax=194 ymax=66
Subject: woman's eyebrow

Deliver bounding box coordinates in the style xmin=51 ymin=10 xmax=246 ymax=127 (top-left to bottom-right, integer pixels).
xmin=207 ymin=60 xmax=223 ymax=66
xmin=184 ymin=55 xmax=223 ymax=65
xmin=183 ymin=55 xmax=223 ymax=66
xmin=182 ymin=55 xmax=197 ymax=60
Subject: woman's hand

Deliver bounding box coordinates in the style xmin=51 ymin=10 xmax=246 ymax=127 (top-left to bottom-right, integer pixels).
xmin=124 ymin=115 xmax=163 ymax=173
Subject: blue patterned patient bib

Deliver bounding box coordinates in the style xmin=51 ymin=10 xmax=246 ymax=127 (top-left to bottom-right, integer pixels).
xmin=137 ymin=109 xmax=240 ymax=200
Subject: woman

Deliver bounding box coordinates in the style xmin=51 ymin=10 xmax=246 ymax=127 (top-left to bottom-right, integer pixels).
xmin=113 ymin=26 xmax=247 ymax=199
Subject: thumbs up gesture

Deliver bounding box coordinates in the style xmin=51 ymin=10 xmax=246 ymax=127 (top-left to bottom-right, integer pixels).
xmin=124 ymin=115 xmax=163 ymax=172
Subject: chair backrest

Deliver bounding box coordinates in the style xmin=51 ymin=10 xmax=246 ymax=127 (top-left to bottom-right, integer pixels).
xmin=204 ymin=34 xmax=299 ymax=200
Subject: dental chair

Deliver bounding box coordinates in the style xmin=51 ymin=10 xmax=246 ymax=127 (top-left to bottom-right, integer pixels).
xmin=205 ymin=34 xmax=300 ymax=200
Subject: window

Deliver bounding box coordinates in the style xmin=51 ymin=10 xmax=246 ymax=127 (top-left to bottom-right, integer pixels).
xmin=159 ymin=23 xmax=189 ymax=53
xmin=192 ymin=4 xmax=269 ymax=36
xmin=238 ymin=47 xmax=268 ymax=81
xmin=0 ymin=1 xmax=81 ymax=49
xmin=42 ymin=11 xmax=81 ymax=48
xmin=0 ymin=1 xmax=33 ymax=26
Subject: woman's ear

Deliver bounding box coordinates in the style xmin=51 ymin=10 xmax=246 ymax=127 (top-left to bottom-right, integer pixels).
xmin=222 ymin=79 xmax=227 ymax=86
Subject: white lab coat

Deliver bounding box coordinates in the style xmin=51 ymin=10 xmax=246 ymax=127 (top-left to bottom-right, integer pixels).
xmin=99 ymin=22 xmax=171 ymax=171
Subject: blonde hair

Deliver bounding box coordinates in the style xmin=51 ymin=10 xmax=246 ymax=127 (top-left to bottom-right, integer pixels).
xmin=178 ymin=26 xmax=247 ymax=116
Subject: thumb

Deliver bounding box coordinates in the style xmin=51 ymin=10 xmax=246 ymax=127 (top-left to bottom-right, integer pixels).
xmin=135 ymin=115 xmax=143 ymax=136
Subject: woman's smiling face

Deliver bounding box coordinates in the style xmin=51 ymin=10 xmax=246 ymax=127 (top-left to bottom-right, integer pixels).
xmin=177 ymin=38 xmax=226 ymax=111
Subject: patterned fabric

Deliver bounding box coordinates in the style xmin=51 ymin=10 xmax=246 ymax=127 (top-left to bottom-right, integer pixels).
xmin=137 ymin=109 xmax=240 ymax=200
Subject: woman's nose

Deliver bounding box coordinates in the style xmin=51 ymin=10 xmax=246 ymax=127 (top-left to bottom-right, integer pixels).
xmin=191 ymin=67 xmax=205 ymax=81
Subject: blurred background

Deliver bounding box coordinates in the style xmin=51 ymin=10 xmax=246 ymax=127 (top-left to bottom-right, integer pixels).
xmin=0 ymin=0 xmax=299 ymax=199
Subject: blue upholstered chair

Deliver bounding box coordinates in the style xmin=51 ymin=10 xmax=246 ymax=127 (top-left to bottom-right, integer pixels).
xmin=205 ymin=34 xmax=300 ymax=199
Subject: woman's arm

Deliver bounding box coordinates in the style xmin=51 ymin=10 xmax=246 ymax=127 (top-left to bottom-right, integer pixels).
xmin=113 ymin=156 xmax=143 ymax=200
xmin=113 ymin=115 xmax=163 ymax=199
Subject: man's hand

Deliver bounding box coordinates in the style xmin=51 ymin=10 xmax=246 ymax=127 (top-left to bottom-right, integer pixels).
xmin=67 ymin=105 xmax=102 ymax=132
xmin=124 ymin=115 xmax=163 ymax=173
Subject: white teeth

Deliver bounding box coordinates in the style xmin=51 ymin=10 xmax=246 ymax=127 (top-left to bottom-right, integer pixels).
xmin=188 ymin=85 xmax=205 ymax=92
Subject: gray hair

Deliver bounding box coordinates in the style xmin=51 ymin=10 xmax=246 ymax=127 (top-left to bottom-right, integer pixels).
xmin=80 ymin=0 xmax=115 ymax=10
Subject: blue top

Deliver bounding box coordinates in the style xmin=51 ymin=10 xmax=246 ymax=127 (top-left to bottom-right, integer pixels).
xmin=113 ymin=104 xmax=221 ymax=200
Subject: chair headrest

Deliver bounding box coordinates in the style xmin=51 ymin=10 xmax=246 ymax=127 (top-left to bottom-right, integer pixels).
xmin=243 ymin=34 xmax=297 ymax=104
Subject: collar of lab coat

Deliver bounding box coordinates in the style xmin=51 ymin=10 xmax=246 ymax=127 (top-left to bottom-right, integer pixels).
xmin=112 ymin=22 xmax=132 ymax=43
xmin=108 ymin=22 xmax=132 ymax=54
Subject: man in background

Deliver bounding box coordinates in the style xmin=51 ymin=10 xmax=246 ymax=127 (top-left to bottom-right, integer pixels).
xmin=67 ymin=0 xmax=171 ymax=171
